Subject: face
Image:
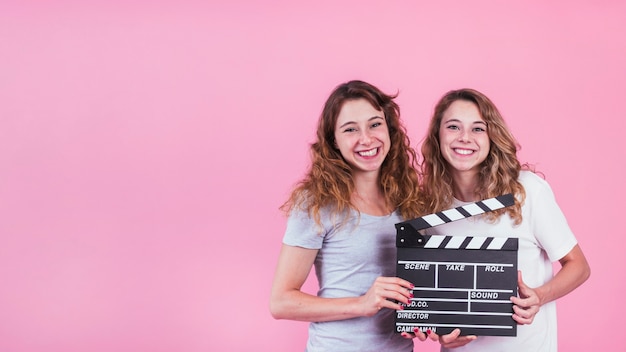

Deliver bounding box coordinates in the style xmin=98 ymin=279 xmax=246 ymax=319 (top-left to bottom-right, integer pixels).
xmin=438 ymin=100 xmax=490 ymax=177
xmin=334 ymin=99 xmax=391 ymax=177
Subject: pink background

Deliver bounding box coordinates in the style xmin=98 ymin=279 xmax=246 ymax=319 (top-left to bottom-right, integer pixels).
xmin=1 ymin=1 xmax=624 ymax=351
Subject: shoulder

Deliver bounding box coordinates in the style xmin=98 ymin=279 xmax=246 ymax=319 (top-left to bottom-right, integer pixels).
xmin=288 ymin=203 xmax=333 ymax=223
xmin=288 ymin=203 xmax=351 ymax=231
xmin=518 ymin=170 xmax=551 ymax=192
xmin=517 ymin=170 xmax=560 ymax=209
xmin=283 ymin=206 xmax=335 ymax=246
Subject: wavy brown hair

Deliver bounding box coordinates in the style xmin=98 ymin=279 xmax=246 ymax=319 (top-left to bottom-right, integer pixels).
xmin=419 ymin=88 xmax=531 ymax=225
xmin=281 ymin=80 xmax=421 ymax=227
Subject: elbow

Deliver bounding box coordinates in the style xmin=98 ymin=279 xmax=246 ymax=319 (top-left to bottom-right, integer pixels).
xmin=269 ymin=303 xmax=280 ymax=320
xmin=578 ymin=254 xmax=591 ymax=284
xmin=581 ymin=262 xmax=591 ymax=283
xmin=269 ymin=297 xmax=287 ymax=320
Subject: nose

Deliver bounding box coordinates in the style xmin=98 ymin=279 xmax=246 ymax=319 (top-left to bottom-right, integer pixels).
xmin=359 ymin=130 xmax=373 ymax=145
xmin=458 ymin=129 xmax=470 ymax=142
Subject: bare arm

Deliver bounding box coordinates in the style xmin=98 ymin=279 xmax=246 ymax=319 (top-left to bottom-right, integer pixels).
xmin=539 ymin=244 xmax=590 ymax=303
xmin=269 ymin=244 xmax=413 ymax=322
xmin=511 ymin=244 xmax=590 ymax=324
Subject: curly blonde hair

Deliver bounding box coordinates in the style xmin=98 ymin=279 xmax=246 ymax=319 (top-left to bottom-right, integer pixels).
xmin=419 ymin=88 xmax=531 ymax=225
xmin=281 ymin=80 xmax=421 ymax=226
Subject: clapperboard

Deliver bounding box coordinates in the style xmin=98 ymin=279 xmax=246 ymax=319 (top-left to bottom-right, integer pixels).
xmin=395 ymin=194 xmax=518 ymax=336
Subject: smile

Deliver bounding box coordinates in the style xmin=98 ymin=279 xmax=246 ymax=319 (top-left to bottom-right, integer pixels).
xmin=358 ymin=148 xmax=378 ymax=157
xmin=454 ymin=148 xmax=474 ymax=155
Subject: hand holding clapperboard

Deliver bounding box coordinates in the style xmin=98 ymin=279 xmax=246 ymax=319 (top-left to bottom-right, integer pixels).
xmin=395 ymin=194 xmax=518 ymax=336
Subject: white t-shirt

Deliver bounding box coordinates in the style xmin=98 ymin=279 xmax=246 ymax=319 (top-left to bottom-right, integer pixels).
xmin=424 ymin=171 xmax=578 ymax=352
xmin=283 ymin=208 xmax=414 ymax=352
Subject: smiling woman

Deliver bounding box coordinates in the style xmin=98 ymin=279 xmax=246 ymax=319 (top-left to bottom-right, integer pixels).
xmin=417 ymin=88 xmax=591 ymax=352
xmin=269 ymin=80 xmax=423 ymax=352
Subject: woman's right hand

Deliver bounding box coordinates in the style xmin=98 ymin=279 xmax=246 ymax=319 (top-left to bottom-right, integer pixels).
xmin=359 ymin=276 xmax=414 ymax=316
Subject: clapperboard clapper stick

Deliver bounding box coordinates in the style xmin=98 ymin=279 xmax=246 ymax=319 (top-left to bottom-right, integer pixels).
xmin=395 ymin=194 xmax=519 ymax=336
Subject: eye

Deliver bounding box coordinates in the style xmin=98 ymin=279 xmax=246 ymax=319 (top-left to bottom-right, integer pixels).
xmin=343 ymin=127 xmax=357 ymax=133
xmin=446 ymin=124 xmax=459 ymax=130
xmin=473 ymin=126 xmax=486 ymax=132
xmin=371 ymin=122 xmax=382 ymax=128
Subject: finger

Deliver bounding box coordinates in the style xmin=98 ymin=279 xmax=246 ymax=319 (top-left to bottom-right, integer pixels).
xmin=512 ymin=304 xmax=538 ymax=324
xmin=385 ymin=300 xmax=407 ymax=311
xmin=517 ymin=270 xmax=526 ymax=288
xmin=516 ymin=271 xmax=533 ymax=298
xmin=513 ymin=300 xmax=539 ymax=315
xmin=376 ymin=276 xmax=415 ymax=291
xmin=510 ymin=295 xmax=528 ymax=307
xmin=377 ymin=296 xmax=410 ymax=311
xmin=441 ymin=335 xmax=477 ymax=348
xmin=398 ymin=278 xmax=415 ymax=290
xmin=411 ymin=328 xmax=429 ymax=341
xmin=378 ymin=281 xmax=414 ymax=298
xmin=510 ymin=292 xmax=539 ymax=308
xmin=512 ymin=313 xmax=528 ymax=325
xmin=399 ymin=329 xmax=430 ymax=341
xmin=512 ymin=312 xmax=533 ymax=325
xmin=439 ymin=328 xmax=461 ymax=344
xmin=517 ymin=285 xmax=533 ymax=299
xmin=400 ymin=332 xmax=415 ymax=339
xmin=513 ymin=307 xmax=536 ymax=323
xmin=383 ymin=290 xmax=413 ymax=305
xmin=371 ymin=283 xmax=413 ymax=305
xmin=426 ymin=329 xmax=439 ymax=341
xmin=439 ymin=329 xmax=478 ymax=348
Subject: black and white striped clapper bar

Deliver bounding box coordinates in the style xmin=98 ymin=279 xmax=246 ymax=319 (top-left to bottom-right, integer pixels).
xmin=395 ymin=194 xmax=518 ymax=337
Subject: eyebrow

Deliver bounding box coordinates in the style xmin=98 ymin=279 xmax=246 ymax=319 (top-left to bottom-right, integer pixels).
xmin=443 ymin=118 xmax=487 ymax=126
xmin=338 ymin=115 xmax=384 ymax=129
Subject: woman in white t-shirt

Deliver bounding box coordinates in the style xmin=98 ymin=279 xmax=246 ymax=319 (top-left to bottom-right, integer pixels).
xmin=417 ymin=88 xmax=591 ymax=351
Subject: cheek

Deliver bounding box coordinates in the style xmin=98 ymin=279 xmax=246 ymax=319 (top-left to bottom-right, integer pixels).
xmin=477 ymin=141 xmax=490 ymax=162
xmin=480 ymin=138 xmax=491 ymax=153
xmin=440 ymin=149 xmax=453 ymax=164
xmin=383 ymin=133 xmax=392 ymax=147
xmin=335 ymin=138 xmax=356 ymax=158
xmin=438 ymin=130 xmax=450 ymax=143
xmin=438 ymin=134 xmax=451 ymax=152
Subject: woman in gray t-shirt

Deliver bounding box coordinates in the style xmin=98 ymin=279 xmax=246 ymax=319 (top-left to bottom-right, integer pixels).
xmin=269 ymin=80 xmax=424 ymax=352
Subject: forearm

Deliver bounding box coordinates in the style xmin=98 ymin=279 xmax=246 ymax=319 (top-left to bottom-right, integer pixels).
xmin=270 ymin=245 xmax=412 ymax=322
xmin=270 ymin=289 xmax=364 ymax=322
xmin=536 ymin=245 xmax=590 ymax=305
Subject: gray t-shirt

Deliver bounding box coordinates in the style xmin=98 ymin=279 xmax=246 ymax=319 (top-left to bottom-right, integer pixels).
xmin=283 ymin=208 xmax=413 ymax=352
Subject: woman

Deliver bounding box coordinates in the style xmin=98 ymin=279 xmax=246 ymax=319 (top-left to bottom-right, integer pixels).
xmin=418 ymin=88 xmax=590 ymax=351
xmin=269 ymin=80 xmax=424 ymax=351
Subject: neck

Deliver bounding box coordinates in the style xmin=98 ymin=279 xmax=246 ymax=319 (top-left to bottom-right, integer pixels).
xmin=352 ymin=172 xmax=390 ymax=215
xmin=451 ymin=171 xmax=480 ymax=202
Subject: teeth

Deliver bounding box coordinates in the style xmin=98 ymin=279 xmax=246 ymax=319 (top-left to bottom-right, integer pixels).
xmin=359 ymin=148 xmax=377 ymax=157
xmin=455 ymin=149 xmax=473 ymax=155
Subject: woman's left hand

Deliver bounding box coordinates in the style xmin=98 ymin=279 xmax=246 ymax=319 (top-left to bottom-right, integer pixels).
xmin=510 ymin=270 xmax=541 ymax=325
xmin=402 ymin=328 xmax=476 ymax=348
xmin=400 ymin=328 xmax=429 ymax=341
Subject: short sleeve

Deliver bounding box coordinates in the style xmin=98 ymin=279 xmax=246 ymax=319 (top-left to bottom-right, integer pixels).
xmin=524 ymin=172 xmax=578 ymax=262
xmin=282 ymin=208 xmax=326 ymax=249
